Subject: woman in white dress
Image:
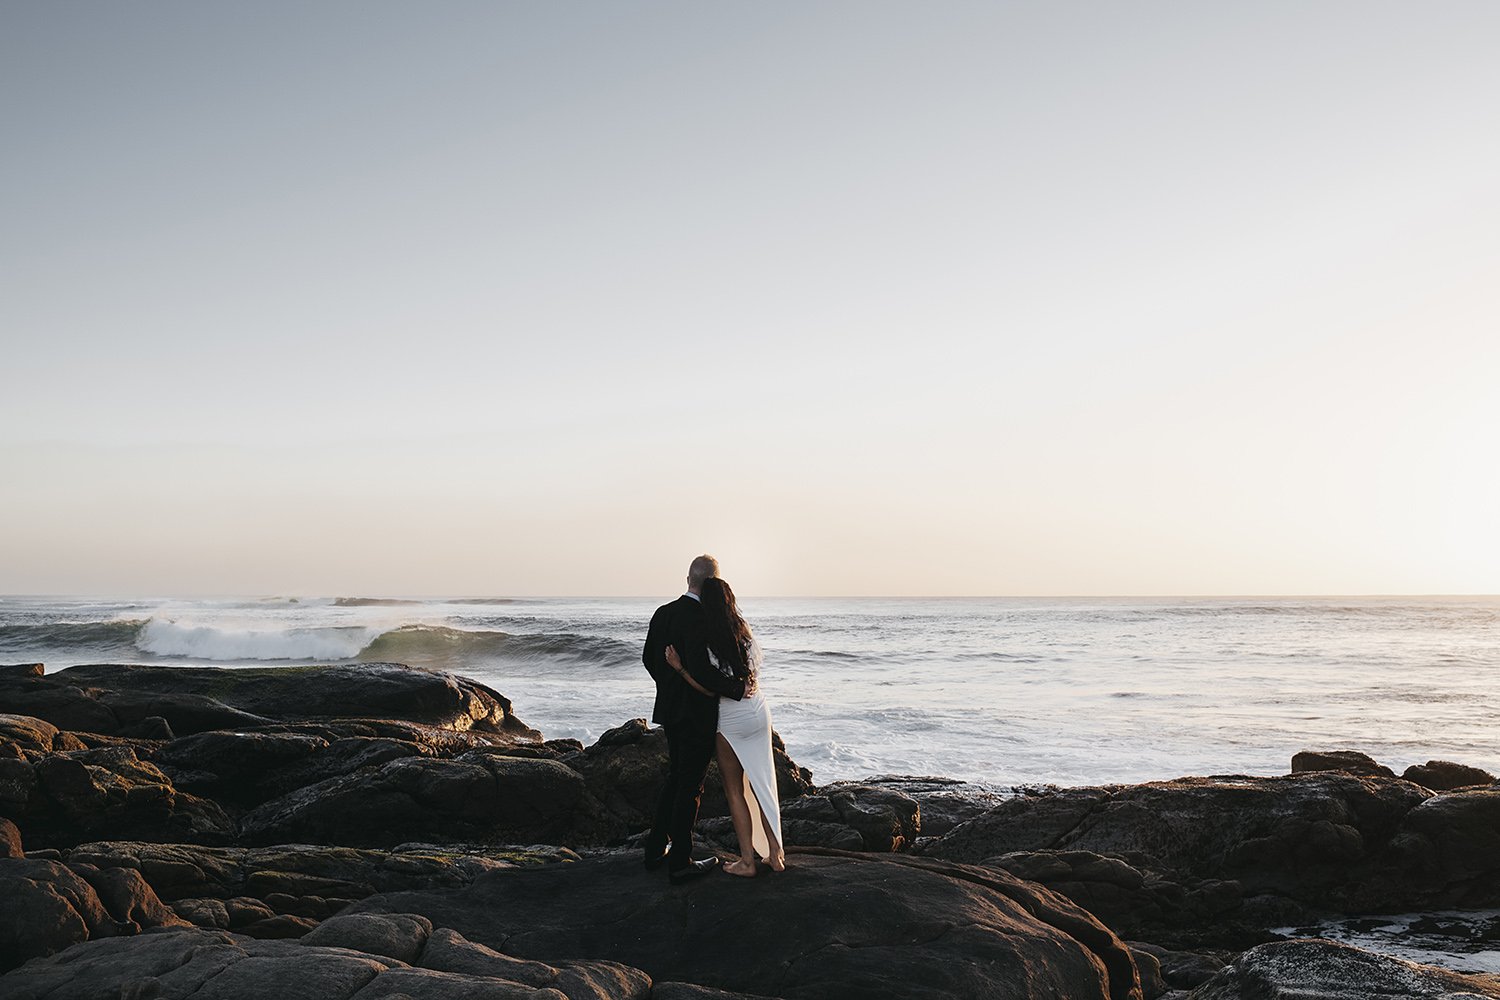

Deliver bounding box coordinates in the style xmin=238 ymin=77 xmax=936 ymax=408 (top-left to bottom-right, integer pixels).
xmin=664 ymin=577 xmax=785 ymax=877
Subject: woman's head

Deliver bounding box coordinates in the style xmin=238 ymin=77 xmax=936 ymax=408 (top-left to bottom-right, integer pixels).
xmin=701 ymin=576 xmax=754 ymax=680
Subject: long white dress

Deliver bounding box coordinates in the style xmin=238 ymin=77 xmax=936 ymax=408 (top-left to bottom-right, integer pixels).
xmin=711 ymin=637 xmax=782 ymax=859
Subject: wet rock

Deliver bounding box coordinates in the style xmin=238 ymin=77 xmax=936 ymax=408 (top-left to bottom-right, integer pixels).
xmin=1290 ymin=749 xmax=1396 ymax=778
xmin=347 ymin=850 xmax=1144 ymax=1000
xmin=1189 ymin=938 xmax=1500 ymax=998
xmin=772 ymin=781 xmax=920 ymax=851
xmin=1402 ymin=760 xmax=1497 ymax=792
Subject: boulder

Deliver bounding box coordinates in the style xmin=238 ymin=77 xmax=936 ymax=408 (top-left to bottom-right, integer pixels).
xmin=241 ymin=752 xmax=625 ymax=848
xmin=346 ymin=849 xmax=1144 ymax=1000
xmin=7 ymin=743 xmax=234 ymax=849
xmin=0 ymin=856 xmax=183 ymax=972
xmin=0 ymin=858 xmax=115 ymax=971
xmin=1290 ymin=750 xmax=1396 ymax=778
xmin=0 ymin=714 xmax=62 ymax=754
xmin=1189 ymin=939 xmax=1500 ymax=998
xmin=1402 ymin=760 xmax=1497 ymax=792
xmin=1395 ymin=787 xmax=1500 ymax=904
xmin=0 ymin=662 xmax=537 ymax=739
xmin=302 ymin=912 xmax=434 ymax=963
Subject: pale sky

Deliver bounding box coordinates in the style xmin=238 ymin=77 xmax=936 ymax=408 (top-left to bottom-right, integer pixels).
xmin=3 ymin=2 xmax=1498 ymax=596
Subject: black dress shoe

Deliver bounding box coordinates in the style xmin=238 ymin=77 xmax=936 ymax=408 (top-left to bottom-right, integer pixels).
xmin=668 ymin=856 xmax=721 ymax=884
xmin=642 ymin=844 xmax=668 ymax=871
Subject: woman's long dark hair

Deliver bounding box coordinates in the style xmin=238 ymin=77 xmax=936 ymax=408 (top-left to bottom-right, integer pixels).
xmin=701 ymin=577 xmax=754 ymax=682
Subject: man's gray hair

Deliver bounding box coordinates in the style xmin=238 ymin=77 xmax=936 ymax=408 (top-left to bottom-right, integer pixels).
xmin=687 ymin=554 xmax=720 ymax=588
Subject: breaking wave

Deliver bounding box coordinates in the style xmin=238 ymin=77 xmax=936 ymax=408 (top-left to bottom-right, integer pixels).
xmin=0 ymin=616 xmax=635 ymax=668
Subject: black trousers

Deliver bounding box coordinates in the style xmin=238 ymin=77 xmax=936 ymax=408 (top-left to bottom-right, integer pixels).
xmin=650 ymin=721 xmax=717 ymax=867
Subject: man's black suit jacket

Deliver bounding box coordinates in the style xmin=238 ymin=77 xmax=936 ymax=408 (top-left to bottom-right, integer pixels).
xmin=643 ymin=595 xmax=746 ymax=730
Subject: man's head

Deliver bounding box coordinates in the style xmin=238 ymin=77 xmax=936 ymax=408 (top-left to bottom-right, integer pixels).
xmin=686 ymin=554 xmax=719 ymax=594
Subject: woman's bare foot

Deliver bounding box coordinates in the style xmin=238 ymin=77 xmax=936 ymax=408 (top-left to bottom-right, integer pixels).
xmin=766 ymin=854 xmax=787 ymax=872
xmin=723 ymin=858 xmax=759 ymax=878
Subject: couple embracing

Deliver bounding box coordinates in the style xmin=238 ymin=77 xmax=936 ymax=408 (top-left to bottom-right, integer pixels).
xmin=641 ymin=554 xmax=786 ymax=883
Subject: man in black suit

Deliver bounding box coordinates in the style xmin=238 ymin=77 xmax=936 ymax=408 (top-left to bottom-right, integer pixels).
xmin=641 ymin=554 xmax=747 ymax=883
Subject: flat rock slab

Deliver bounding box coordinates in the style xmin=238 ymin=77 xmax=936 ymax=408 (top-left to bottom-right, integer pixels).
xmin=348 ymin=849 xmax=1143 ymax=1000
xmin=0 ymin=662 xmax=536 ymax=739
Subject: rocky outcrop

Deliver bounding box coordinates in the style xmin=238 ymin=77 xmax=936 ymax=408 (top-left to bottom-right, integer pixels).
xmin=0 ymin=740 xmax=234 ymax=849
xmin=1291 ymin=749 xmax=1396 ymax=778
xmin=0 ymin=921 xmax=656 ymax=1000
xmin=1402 ymin=759 xmax=1496 ymax=792
xmin=346 ymin=849 xmax=1144 ymax=1000
xmin=0 ymin=856 xmax=188 ymax=972
xmin=0 ymin=662 xmax=537 ymax=739
xmin=240 ymin=750 xmax=627 ymax=848
xmin=1188 ymin=939 xmax=1500 ymax=998
xmin=916 ymin=770 xmax=1500 ymax=949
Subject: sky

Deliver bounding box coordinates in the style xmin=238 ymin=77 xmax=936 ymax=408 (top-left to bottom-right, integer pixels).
xmin=3 ymin=2 xmax=1498 ymax=597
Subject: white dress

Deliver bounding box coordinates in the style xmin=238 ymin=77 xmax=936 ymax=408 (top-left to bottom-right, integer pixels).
xmin=711 ymin=637 xmax=782 ymax=859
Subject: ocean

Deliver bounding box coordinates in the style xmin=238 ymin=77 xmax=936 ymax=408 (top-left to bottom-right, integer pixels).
xmin=1 ymin=595 xmax=1497 ymax=789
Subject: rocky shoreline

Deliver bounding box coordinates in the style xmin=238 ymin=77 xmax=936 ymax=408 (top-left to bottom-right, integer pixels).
xmin=3 ymin=660 xmax=1499 ymax=999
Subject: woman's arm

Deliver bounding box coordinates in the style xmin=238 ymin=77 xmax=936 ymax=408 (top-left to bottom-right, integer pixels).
xmin=665 ymin=645 xmax=717 ymax=697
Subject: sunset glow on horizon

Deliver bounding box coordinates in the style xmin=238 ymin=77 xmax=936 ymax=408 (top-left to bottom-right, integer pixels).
xmin=3 ymin=3 xmax=1498 ymax=597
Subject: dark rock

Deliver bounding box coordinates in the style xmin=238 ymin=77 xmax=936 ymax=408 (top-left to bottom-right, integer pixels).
xmin=0 ymin=858 xmax=115 ymax=971
xmin=856 ymin=774 xmax=1006 ymax=838
xmin=173 ymin=896 xmax=231 ymax=928
xmin=1 ymin=663 xmax=45 ymax=677
xmin=0 ymin=817 xmax=21 ymax=858
xmin=1127 ymin=944 xmax=1167 ymax=1000
xmin=918 ymin=772 xmax=1468 ymax=949
xmin=239 ymin=913 xmax=320 ymax=939
xmin=241 ymin=752 xmax=624 ymax=848
xmin=652 ymin=986 xmax=782 ymax=1000
xmin=418 ymin=925 xmax=652 ymax=998
xmin=66 ymin=862 xmax=189 ymax=933
xmin=0 ymin=661 xmax=538 ymax=739
xmin=983 ymin=849 xmax=1261 ymax=951
xmin=0 ymin=714 xmax=61 ymax=754
xmin=1290 ymin=749 xmax=1395 ymax=778
xmin=1189 ymin=938 xmax=1500 ymax=998
xmin=0 ymin=922 xmax=660 ymax=1000
xmin=1128 ymin=942 xmax=1226 ymax=989
xmin=347 ymin=849 xmax=1144 ymax=1000
xmin=12 ymin=743 xmax=234 ymax=849
xmin=1397 ymin=787 xmax=1500 ymax=902
xmin=0 ymin=928 xmax=402 ymax=999
xmin=301 ymin=912 xmax=433 ymax=963
xmin=59 ymin=839 xmax=562 ymax=903
xmin=774 ymin=781 xmax=920 ymax=851
xmin=1402 ymin=759 xmax=1497 ymax=792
